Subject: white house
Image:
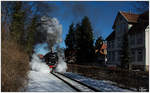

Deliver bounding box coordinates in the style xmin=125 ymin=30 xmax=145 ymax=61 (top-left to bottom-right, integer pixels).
xmin=106 ymin=11 xmax=149 ymax=71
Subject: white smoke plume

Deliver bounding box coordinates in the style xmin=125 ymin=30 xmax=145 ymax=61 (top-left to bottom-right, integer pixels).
xmin=55 ymin=47 xmax=67 ymax=73
xmin=26 ymin=16 xmax=67 ymax=91
xmin=40 ymin=16 xmax=67 ymax=73
xmin=41 ymin=16 xmax=62 ymax=49
xmin=30 ymin=54 xmax=51 ymax=73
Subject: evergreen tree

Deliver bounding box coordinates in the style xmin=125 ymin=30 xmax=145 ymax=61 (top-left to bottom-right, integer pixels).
xmin=76 ymin=16 xmax=95 ymax=64
xmin=25 ymin=17 xmax=37 ymax=56
xmin=120 ymin=33 xmax=131 ymax=69
xmin=10 ymin=2 xmax=26 ymax=46
xmin=65 ymin=23 xmax=75 ymax=50
xmin=65 ymin=23 xmax=76 ymax=62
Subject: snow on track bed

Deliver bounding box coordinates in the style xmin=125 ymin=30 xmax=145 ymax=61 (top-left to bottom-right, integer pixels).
xmin=64 ymin=72 xmax=133 ymax=92
xmin=25 ymin=71 xmax=76 ymax=92
xmin=25 ymin=54 xmax=76 ymax=92
xmin=52 ymin=72 xmax=98 ymax=92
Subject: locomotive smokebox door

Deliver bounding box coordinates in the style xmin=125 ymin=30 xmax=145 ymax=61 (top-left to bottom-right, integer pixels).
xmin=43 ymin=52 xmax=58 ymax=68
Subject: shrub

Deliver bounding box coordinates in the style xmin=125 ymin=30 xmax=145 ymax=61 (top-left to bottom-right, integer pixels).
xmin=2 ymin=40 xmax=29 ymax=92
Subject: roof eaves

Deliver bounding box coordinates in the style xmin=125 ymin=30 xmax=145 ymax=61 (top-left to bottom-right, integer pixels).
xmin=120 ymin=11 xmax=129 ymax=22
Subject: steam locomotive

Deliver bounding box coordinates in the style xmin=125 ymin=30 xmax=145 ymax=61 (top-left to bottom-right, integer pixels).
xmin=40 ymin=52 xmax=58 ymax=72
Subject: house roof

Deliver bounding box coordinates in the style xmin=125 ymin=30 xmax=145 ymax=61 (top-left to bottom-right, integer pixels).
xmin=106 ymin=31 xmax=115 ymax=41
xmin=108 ymin=11 xmax=148 ymax=40
xmin=128 ymin=11 xmax=149 ymax=34
xmin=120 ymin=11 xmax=140 ymax=23
xmin=112 ymin=11 xmax=140 ymax=28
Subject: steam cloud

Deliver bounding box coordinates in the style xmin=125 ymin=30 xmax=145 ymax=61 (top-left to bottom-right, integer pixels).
xmin=41 ymin=16 xmax=62 ymax=49
xmin=55 ymin=47 xmax=67 ymax=73
xmin=40 ymin=16 xmax=67 ymax=73
xmin=30 ymin=54 xmax=51 ymax=73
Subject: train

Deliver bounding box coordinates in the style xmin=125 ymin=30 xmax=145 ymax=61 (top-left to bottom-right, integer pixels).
xmin=38 ymin=52 xmax=58 ymax=72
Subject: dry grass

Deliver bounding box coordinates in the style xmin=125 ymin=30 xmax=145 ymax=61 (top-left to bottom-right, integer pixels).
xmin=2 ymin=40 xmax=30 ymax=92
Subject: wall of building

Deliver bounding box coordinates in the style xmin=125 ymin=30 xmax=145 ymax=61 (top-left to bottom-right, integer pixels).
xmin=107 ymin=13 xmax=149 ymax=71
xmin=129 ymin=31 xmax=145 ymax=66
xmin=145 ymin=25 xmax=149 ymax=71
xmin=107 ymin=14 xmax=128 ymax=65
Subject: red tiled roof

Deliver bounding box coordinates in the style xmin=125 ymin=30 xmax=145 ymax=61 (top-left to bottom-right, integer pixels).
xmin=128 ymin=11 xmax=149 ymax=34
xmin=120 ymin=11 xmax=140 ymax=23
xmin=112 ymin=11 xmax=140 ymax=28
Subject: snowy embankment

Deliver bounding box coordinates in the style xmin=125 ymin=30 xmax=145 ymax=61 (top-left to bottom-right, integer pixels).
xmin=25 ymin=54 xmax=75 ymax=92
xmin=64 ymin=72 xmax=132 ymax=92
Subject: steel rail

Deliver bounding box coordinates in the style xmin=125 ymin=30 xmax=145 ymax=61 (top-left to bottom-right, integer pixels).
xmin=51 ymin=72 xmax=100 ymax=92
xmin=57 ymin=72 xmax=101 ymax=92
xmin=51 ymin=72 xmax=81 ymax=92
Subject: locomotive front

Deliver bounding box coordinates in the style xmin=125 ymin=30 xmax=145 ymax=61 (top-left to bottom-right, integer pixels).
xmin=43 ymin=52 xmax=58 ymax=72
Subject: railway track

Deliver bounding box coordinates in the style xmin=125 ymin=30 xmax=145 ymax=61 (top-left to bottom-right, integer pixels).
xmin=51 ymin=72 xmax=100 ymax=92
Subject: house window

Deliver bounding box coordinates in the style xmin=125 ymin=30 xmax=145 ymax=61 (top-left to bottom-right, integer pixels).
xmin=137 ymin=49 xmax=143 ymax=61
xmin=131 ymin=50 xmax=135 ymax=61
xmin=130 ymin=35 xmax=135 ymax=45
xmin=137 ymin=38 xmax=143 ymax=44
xmin=136 ymin=33 xmax=143 ymax=45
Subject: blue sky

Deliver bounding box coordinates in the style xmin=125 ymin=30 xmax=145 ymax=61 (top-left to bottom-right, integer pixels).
xmin=33 ymin=1 xmax=146 ymax=54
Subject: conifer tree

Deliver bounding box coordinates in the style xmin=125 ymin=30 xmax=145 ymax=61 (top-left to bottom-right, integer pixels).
xmin=76 ymin=16 xmax=95 ymax=64
xmin=10 ymin=2 xmax=26 ymax=45
xmin=65 ymin=23 xmax=75 ymax=50
xmin=25 ymin=17 xmax=37 ymax=56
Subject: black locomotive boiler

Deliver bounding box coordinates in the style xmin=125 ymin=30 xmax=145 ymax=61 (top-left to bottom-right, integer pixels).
xmin=43 ymin=52 xmax=58 ymax=71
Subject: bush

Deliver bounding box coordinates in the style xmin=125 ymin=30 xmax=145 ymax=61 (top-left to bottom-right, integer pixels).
xmin=2 ymin=40 xmax=29 ymax=92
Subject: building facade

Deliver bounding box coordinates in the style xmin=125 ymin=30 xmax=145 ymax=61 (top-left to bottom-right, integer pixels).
xmin=106 ymin=11 xmax=149 ymax=71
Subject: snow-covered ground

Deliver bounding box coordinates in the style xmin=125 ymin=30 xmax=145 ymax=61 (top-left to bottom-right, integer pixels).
xmin=24 ymin=54 xmax=134 ymax=92
xmin=25 ymin=71 xmax=76 ymax=92
xmin=64 ymin=72 xmax=133 ymax=92
xmin=24 ymin=54 xmax=75 ymax=92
